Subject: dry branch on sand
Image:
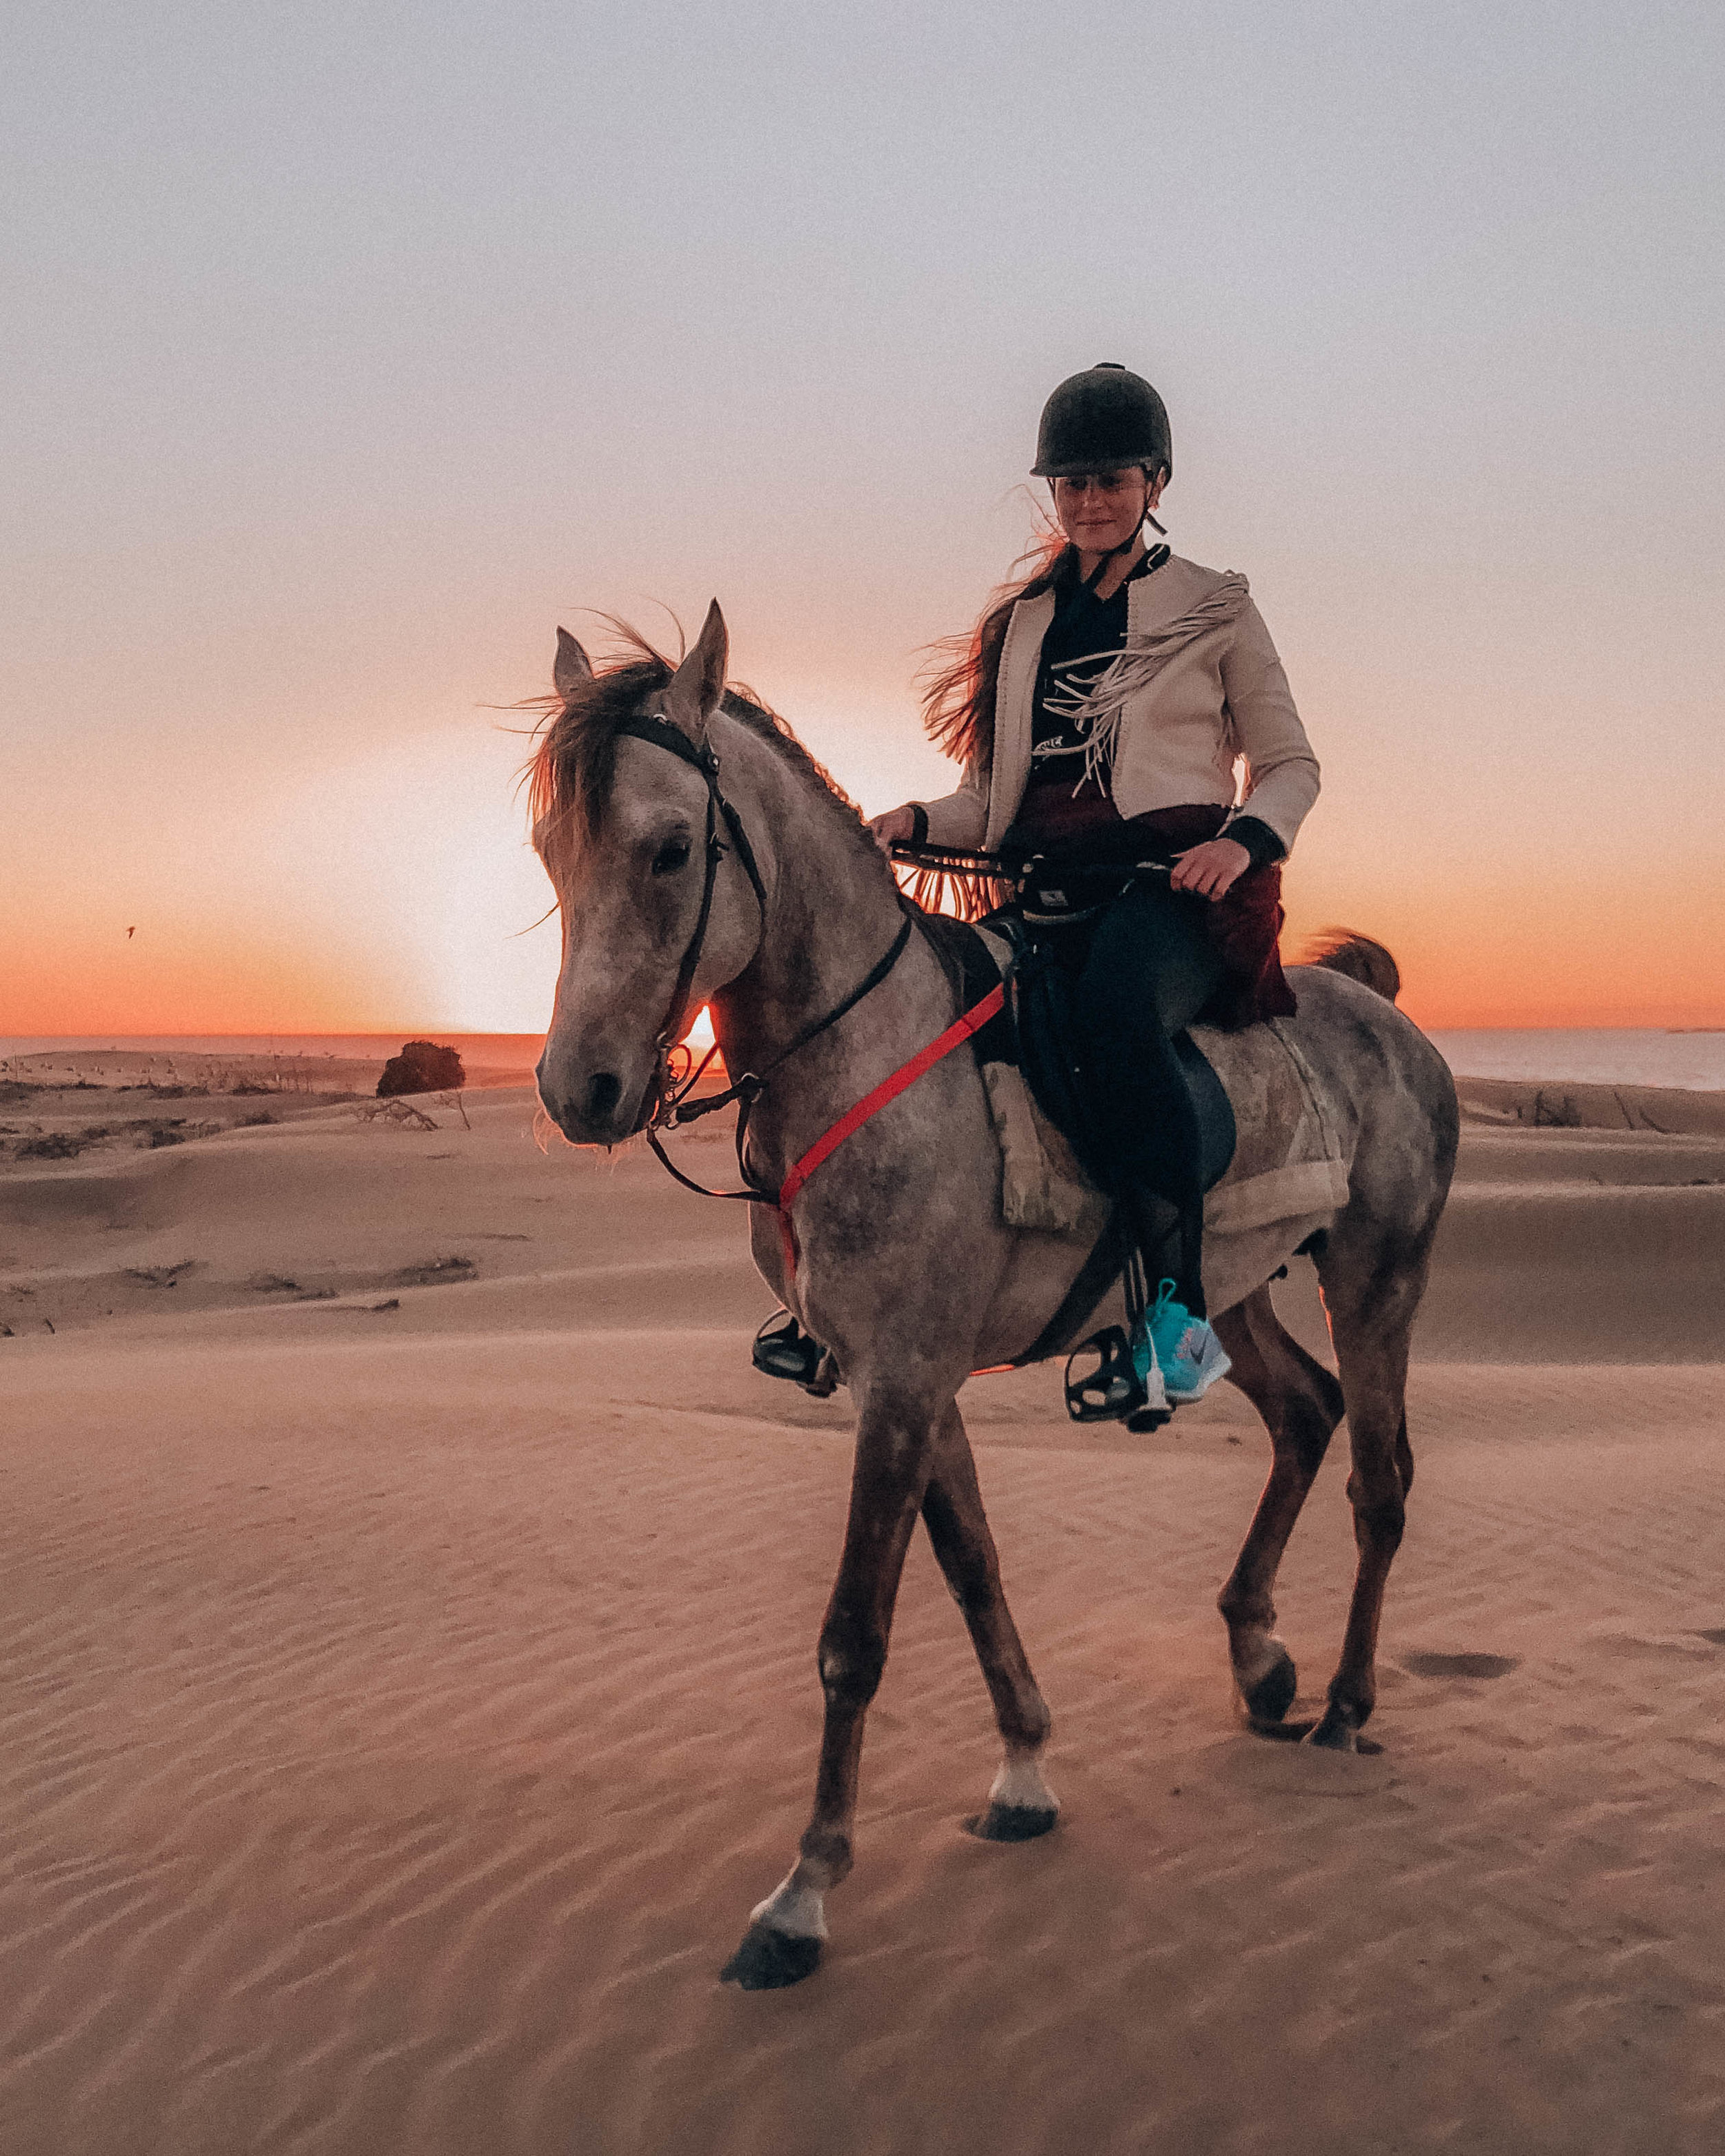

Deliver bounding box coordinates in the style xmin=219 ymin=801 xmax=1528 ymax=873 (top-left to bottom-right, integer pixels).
xmin=124 ymin=1262 xmax=196 ymax=1289
xmin=351 ymin=1099 xmax=441 ymax=1132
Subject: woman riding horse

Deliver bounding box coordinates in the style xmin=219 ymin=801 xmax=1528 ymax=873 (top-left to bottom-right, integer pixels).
xmin=529 ymin=442 xmax=1455 ymax=1978
xmin=780 ymin=363 xmax=1321 ymax=1408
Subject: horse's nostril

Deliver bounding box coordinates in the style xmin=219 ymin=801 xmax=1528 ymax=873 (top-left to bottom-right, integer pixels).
xmin=586 ymin=1071 xmax=622 ymax=1123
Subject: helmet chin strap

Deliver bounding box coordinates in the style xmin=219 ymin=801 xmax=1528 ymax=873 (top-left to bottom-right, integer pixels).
xmin=1073 ymin=473 xmax=1165 ymax=593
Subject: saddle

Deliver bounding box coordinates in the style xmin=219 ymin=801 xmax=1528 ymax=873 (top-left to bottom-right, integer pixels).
xmin=983 ymin=911 xmax=1238 ymax=1198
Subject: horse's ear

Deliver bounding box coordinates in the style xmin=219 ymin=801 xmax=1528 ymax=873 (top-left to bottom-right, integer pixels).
xmin=662 ymin=600 xmax=727 ymax=744
xmin=553 ymin=626 xmax=593 ymax=702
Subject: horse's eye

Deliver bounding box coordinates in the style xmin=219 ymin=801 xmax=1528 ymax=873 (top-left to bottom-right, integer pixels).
xmin=651 ymin=837 xmax=692 ymax=877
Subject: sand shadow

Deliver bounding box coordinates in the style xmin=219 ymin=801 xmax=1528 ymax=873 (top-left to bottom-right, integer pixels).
xmin=1401 ymin=1651 xmax=1520 ymax=1681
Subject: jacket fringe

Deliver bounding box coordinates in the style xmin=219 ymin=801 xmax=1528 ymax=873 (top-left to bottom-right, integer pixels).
xmin=1038 ymin=573 xmax=1252 ymax=795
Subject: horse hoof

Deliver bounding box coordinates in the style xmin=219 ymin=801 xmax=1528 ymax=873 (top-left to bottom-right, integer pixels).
xmin=965 ymin=1803 xmax=1060 ymax=1843
xmin=720 ymin=1923 xmax=823 ymax=1990
xmin=1304 ymin=1707 xmax=1362 ymax=1752
xmin=1241 ymin=1648 xmax=1298 ymax=1726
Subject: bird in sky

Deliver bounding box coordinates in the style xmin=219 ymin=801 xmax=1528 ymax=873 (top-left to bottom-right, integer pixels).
xmin=126 ymin=927 xmax=136 ymax=938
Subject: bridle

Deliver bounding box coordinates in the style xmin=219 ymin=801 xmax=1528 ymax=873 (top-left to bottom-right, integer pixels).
xmin=610 ymin=709 xmax=915 ymax=1206
xmin=613 ymin=710 xmax=770 ymax=1106
xmin=591 ymin=704 xmax=1012 ymax=1281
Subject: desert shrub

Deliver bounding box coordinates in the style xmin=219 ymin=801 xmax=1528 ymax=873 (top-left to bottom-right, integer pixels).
xmin=377 ymin=1040 xmax=466 ymax=1097
xmin=17 ymin=1132 xmax=83 ymax=1160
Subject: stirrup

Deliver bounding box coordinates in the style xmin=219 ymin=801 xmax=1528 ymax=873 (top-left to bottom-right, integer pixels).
xmin=752 ymin=1308 xmax=827 ymax=1386
xmin=1064 ymin=1325 xmax=1175 ymax=1431
xmin=1065 ymin=1326 xmax=1148 ymax=1423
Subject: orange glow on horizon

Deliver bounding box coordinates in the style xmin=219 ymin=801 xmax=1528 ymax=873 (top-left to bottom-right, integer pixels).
xmin=8 ymin=679 xmax=1721 ymax=1040
xmin=10 ymin=889 xmax=1724 ymax=1039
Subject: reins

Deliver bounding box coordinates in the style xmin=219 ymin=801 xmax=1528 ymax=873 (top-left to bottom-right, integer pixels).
xmin=615 ymin=711 xmax=1002 ymax=1273
xmin=642 ymin=907 xmax=917 ymax=1214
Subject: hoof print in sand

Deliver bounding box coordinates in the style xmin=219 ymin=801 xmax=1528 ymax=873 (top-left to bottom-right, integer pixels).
xmin=1402 ymin=1651 xmax=1519 ymax=1681
xmin=1695 ymin=1628 xmax=1725 ymax=1647
xmin=720 ymin=1924 xmax=822 ymax=1990
xmin=965 ymin=1803 xmax=1059 ymax=1843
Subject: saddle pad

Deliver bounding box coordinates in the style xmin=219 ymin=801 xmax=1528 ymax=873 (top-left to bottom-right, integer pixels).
xmin=979 ymin=1009 xmax=1350 ymax=1252
xmin=1191 ymin=1016 xmax=1352 ymax=1236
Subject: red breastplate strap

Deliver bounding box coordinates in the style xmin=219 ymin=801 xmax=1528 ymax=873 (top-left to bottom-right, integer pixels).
xmin=773 ymin=982 xmax=1006 ymax=1274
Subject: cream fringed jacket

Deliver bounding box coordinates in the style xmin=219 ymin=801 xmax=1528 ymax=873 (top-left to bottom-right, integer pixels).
xmin=916 ymin=553 xmax=1321 ymax=858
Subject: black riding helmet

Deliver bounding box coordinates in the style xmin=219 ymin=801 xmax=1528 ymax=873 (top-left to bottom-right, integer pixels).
xmin=1032 ymin=362 xmax=1172 ymax=482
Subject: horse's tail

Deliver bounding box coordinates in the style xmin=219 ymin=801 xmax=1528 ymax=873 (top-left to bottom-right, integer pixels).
xmin=1299 ymin=928 xmax=1401 ymax=1004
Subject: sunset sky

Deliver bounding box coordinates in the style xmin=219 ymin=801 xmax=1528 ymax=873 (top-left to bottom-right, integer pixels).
xmin=5 ymin=2 xmax=1722 ymax=1035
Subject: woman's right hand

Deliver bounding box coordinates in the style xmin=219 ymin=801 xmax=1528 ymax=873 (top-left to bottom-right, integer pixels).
xmin=867 ymin=803 xmax=920 ymax=854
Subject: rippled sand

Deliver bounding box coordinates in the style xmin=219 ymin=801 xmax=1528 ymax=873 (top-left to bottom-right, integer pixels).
xmin=2 ymin=1086 xmax=1722 ymax=2154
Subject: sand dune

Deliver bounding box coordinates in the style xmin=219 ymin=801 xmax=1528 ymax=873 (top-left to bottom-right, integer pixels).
xmin=2 ymin=1074 xmax=1723 ymax=2153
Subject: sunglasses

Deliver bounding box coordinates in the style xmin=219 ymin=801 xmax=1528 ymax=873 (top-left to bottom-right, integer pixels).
xmin=1052 ymin=471 xmax=1145 ymax=496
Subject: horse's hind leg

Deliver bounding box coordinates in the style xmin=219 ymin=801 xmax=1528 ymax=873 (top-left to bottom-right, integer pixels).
xmin=1213 ymin=1286 xmax=1346 ymax=1727
xmin=721 ymin=1382 xmax=936 ymax=1990
xmin=920 ymin=1401 xmax=1056 ymax=1839
xmin=1306 ymin=1244 xmax=1423 ymax=1752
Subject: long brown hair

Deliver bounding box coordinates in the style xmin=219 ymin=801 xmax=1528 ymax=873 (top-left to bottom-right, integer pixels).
xmin=918 ymin=525 xmax=1071 ymax=777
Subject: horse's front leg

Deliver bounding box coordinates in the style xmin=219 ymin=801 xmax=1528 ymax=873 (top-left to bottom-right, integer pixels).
xmin=722 ymin=1383 xmax=936 ymax=1990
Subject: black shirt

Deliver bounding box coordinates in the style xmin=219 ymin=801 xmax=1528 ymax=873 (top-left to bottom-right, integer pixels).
xmin=1028 ymin=545 xmax=1167 ymax=773
xmin=1023 ymin=546 xmax=1283 ymax=868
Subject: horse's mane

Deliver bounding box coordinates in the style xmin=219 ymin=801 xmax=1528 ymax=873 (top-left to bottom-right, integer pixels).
xmin=524 ymin=622 xmax=878 ymax=869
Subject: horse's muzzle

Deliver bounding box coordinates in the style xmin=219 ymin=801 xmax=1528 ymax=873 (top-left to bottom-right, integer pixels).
xmin=535 ymin=1049 xmax=655 ymax=1147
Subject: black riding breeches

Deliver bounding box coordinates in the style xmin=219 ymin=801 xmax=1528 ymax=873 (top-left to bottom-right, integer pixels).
xmin=1072 ymin=880 xmax=1224 ymax=1313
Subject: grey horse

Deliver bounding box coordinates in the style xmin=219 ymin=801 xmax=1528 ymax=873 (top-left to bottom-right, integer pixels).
xmin=531 ymin=603 xmax=1459 ymax=1990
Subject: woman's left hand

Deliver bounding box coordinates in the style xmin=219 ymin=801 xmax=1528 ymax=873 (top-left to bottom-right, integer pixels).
xmin=1170 ymin=836 xmax=1252 ymax=902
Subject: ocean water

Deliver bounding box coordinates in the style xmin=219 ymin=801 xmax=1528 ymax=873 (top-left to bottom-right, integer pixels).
xmin=1428 ymin=1030 xmax=1725 ymax=1092
xmin=3 ymin=1028 xmax=1723 ymax=1091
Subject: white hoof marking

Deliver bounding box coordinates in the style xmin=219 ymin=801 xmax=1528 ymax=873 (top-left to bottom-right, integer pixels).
xmin=988 ymin=1755 xmax=1058 ymax=1813
xmin=749 ymin=1873 xmax=828 ymax=1940
xmin=1233 ymin=1632 xmax=1290 ymax=1690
